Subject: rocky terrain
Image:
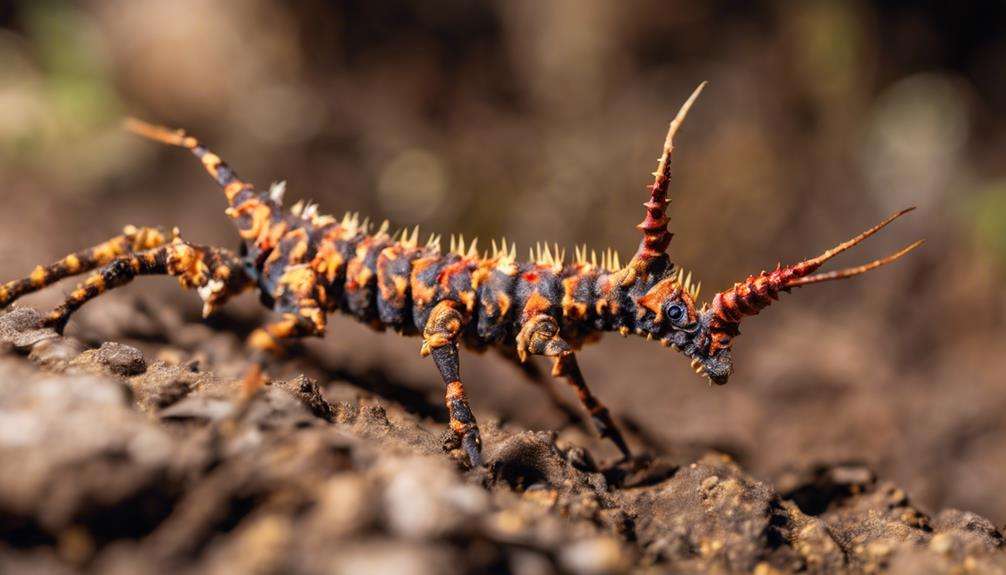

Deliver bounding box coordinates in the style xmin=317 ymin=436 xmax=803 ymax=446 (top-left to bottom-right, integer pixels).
xmin=0 ymin=305 xmax=1003 ymax=574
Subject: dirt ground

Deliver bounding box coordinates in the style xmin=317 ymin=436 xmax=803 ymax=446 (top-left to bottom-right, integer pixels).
xmin=0 ymin=304 xmax=1003 ymax=574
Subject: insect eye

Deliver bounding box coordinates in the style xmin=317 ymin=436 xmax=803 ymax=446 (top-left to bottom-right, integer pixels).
xmin=666 ymin=302 xmax=687 ymax=325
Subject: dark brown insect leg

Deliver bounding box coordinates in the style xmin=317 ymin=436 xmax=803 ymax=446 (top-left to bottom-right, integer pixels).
xmin=243 ymin=310 xmax=327 ymax=399
xmin=422 ymin=301 xmax=482 ymax=467
xmin=42 ymin=241 xmax=249 ymax=334
xmin=0 ymin=226 xmax=168 ymax=308
xmin=517 ymin=314 xmax=632 ymax=460
xmin=43 ymin=248 xmax=171 ymax=333
xmin=553 ymin=350 xmax=632 ymax=460
xmin=496 ymin=346 xmax=584 ymax=430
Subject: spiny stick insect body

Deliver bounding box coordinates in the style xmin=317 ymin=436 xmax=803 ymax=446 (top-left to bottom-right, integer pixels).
xmin=0 ymin=84 xmax=922 ymax=467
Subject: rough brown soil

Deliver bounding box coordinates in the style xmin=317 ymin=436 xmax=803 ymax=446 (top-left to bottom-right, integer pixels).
xmin=0 ymin=305 xmax=1003 ymax=574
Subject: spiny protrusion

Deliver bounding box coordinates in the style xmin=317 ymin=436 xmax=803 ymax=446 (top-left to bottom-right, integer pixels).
xmin=290 ymin=200 xmax=335 ymax=227
xmin=493 ymin=238 xmax=518 ymax=271
xmin=401 ymin=225 xmax=421 ymax=249
xmin=599 ymin=248 xmax=622 ymax=272
xmin=529 ymin=242 xmax=564 ymax=270
xmin=673 ymin=266 xmax=701 ymax=301
xmin=269 ymin=181 xmax=286 ymax=204
xmin=426 ymin=233 xmax=442 ymax=253
xmin=450 ymin=234 xmax=479 ymax=257
xmin=340 ymin=211 xmax=362 ymax=235
xmin=302 ymin=203 xmax=319 ymax=220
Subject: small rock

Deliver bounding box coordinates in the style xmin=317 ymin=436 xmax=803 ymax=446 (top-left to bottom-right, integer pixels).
xmin=96 ymin=342 xmax=147 ymax=376
xmin=566 ymin=446 xmax=598 ymax=473
xmin=28 ymin=337 xmax=86 ymax=367
xmin=0 ymin=307 xmax=59 ymax=350
xmin=329 ymin=541 xmax=461 ymax=575
xmin=560 ymin=536 xmax=629 ymax=575
xmin=275 ymin=375 xmax=336 ymax=422
xmin=304 ymin=474 xmax=378 ymax=539
xmin=160 ymin=395 xmax=235 ymax=422
xmin=929 ymin=532 xmax=954 ymax=555
xmin=379 ymin=455 xmax=488 ymax=539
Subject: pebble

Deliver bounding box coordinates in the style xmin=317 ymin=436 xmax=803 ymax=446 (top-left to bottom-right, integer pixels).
xmin=94 ymin=342 xmax=147 ymax=376
xmin=560 ymin=536 xmax=628 ymax=575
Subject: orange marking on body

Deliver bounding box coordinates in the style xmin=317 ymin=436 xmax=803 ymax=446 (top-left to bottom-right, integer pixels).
xmin=438 ymin=260 xmax=470 ymax=290
xmin=92 ymin=242 xmax=123 ymax=264
xmin=64 ymin=254 xmax=82 ymax=273
xmin=522 ymin=291 xmax=551 ymax=322
xmin=298 ymin=308 xmax=327 ymax=335
xmin=457 ymin=290 xmax=476 ymax=313
xmin=312 ymin=243 xmax=344 ymax=284
xmin=445 ymin=380 xmax=464 ymax=400
xmin=636 ymin=277 xmax=679 ymax=322
xmin=224 ymin=181 xmax=246 ymax=201
xmin=29 ymin=266 xmax=46 ymax=287
xmin=84 ymin=275 xmax=105 ymax=291
xmin=496 ymin=292 xmax=511 ymax=318
xmin=410 ymin=257 xmax=439 ymax=305
xmin=229 ymin=199 xmax=274 ymax=241
xmin=393 ymin=275 xmax=409 ymax=300
xmin=595 ymin=298 xmax=608 ymax=316
xmin=470 ymin=265 xmax=491 ymax=290
xmin=561 ymin=275 xmax=588 ymax=320
xmin=200 ymin=152 xmax=221 ymax=177
xmin=280 ymin=265 xmax=317 ymax=297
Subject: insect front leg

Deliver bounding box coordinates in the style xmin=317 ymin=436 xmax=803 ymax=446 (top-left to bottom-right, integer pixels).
xmin=0 ymin=225 xmax=168 ymax=308
xmin=421 ymin=300 xmax=482 ymax=467
xmin=517 ymin=314 xmax=632 ymax=460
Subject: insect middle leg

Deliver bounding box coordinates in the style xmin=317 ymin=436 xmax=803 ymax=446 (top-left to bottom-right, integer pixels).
xmin=242 ymin=308 xmax=327 ymax=399
xmin=421 ymin=300 xmax=482 ymax=467
xmin=496 ymin=346 xmax=585 ymax=430
xmin=0 ymin=226 xmax=168 ymax=308
xmin=517 ymin=314 xmax=632 ymax=460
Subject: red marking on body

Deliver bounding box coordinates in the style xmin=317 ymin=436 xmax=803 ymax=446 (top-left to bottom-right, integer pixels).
xmin=438 ymin=260 xmax=470 ymax=289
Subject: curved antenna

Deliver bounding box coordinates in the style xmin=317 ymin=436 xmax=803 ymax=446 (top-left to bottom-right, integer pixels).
xmin=705 ymin=208 xmax=923 ymax=353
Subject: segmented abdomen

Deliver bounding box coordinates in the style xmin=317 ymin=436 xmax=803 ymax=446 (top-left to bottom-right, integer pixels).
xmin=254 ymin=219 xmax=617 ymax=346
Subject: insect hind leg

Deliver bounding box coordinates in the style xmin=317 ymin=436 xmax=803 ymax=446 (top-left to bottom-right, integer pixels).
xmin=0 ymin=226 xmax=168 ymax=309
xmin=43 ymin=240 xmax=251 ymax=334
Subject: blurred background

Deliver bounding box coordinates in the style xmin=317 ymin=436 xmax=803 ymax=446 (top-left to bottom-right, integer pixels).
xmin=0 ymin=0 xmax=1004 ymax=522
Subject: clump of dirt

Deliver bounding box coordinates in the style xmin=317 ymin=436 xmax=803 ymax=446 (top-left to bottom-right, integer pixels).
xmin=0 ymin=306 xmax=1003 ymax=574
